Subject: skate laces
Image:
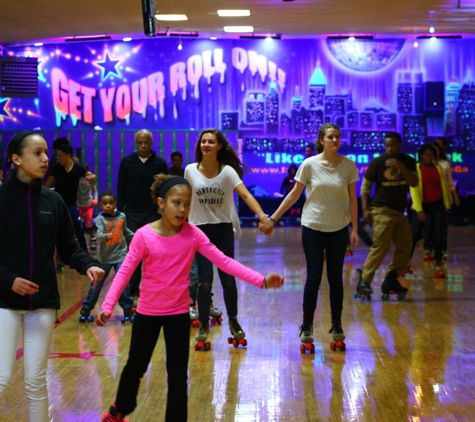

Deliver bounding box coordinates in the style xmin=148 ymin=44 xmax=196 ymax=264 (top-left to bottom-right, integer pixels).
xmin=329 ymin=321 xmax=343 ymax=334
xmin=299 ymin=323 xmax=311 ymax=336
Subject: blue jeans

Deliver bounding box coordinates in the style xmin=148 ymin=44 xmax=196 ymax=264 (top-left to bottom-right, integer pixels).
xmin=67 ymin=204 xmax=88 ymax=252
xmin=81 ymin=262 xmax=133 ymax=313
xmin=410 ymin=199 xmax=446 ymax=261
xmin=196 ymin=223 xmax=237 ymax=322
xmin=301 ymin=225 xmax=348 ymax=314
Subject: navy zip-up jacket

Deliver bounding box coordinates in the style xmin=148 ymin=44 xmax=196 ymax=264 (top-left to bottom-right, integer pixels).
xmin=0 ymin=174 xmax=100 ymax=310
xmin=117 ymin=151 xmax=168 ymax=214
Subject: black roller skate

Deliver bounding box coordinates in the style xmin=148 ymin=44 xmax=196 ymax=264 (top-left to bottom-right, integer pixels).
xmin=381 ymin=270 xmax=408 ymax=301
xmin=353 ymin=269 xmax=373 ymax=301
xmin=195 ymin=321 xmax=211 ymax=351
xmin=299 ymin=323 xmax=314 ymax=354
xmin=121 ymin=308 xmax=134 ymax=324
xmin=78 ymin=307 xmax=94 ymax=323
xmin=329 ymin=320 xmax=346 ymax=352
xmin=228 ymin=318 xmax=247 ymax=348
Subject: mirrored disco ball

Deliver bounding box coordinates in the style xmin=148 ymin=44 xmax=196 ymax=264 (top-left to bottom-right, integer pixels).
xmin=326 ymin=39 xmax=405 ymax=72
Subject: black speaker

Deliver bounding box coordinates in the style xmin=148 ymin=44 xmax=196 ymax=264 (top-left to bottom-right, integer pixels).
xmin=0 ymin=57 xmax=38 ymax=98
xmin=424 ymin=81 xmax=445 ymax=112
xmin=142 ymin=0 xmax=156 ymax=37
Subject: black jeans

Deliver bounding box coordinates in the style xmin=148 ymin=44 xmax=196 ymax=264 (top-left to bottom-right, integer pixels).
xmin=410 ymin=199 xmax=446 ymax=261
xmin=125 ymin=212 xmax=159 ymax=296
xmin=115 ymin=312 xmax=189 ymax=421
xmin=301 ymin=225 xmax=348 ymax=314
xmin=196 ymin=223 xmax=237 ymax=322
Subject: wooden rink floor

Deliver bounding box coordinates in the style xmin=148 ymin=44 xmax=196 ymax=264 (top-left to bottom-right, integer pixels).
xmin=2 ymin=225 xmax=475 ymax=422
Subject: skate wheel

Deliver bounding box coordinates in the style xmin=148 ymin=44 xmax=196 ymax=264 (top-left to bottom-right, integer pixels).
xmin=381 ymin=294 xmax=389 ymax=301
xmin=300 ymin=344 xmax=306 ymax=354
xmin=353 ymin=292 xmax=359 ymax=299
xmin=330 ymin=342 xmax=336 ymax=351
xmin=210 ymin=317 xmax=217 ymax=325
xmin=87 ymin=315 xmax=94 ymax=322
xmin=397 ymin=293 xmax=406 ymax=301
xmin=205 ymin=342 xmax=211 ymax=351
xmin=227 ymin=337 xmax=233 ymax=344
xmin=217 ymin=317 xmax=223 ymax=324
xmin=232 ymin=339 xmax=238 ymax=348
xmin=240 ymin=338 xmax=247 ymax=347
xmin=310 ymin=343 xmax=315 ymax=353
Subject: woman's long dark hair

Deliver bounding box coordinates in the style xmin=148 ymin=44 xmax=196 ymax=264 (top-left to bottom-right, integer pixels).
xmin=194 ymin=129 xmax=245 ymax=179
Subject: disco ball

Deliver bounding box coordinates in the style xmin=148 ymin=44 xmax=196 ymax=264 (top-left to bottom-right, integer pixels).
xmin=326 ymin=39 xmax=405 ymax=72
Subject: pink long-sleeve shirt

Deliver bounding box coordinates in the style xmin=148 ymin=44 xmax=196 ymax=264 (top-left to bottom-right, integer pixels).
xmin=101 ymin=222 xmax=264 ymax=316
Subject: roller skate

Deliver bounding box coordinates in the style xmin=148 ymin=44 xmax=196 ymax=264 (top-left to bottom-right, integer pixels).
xmin=434 ymin=260 xmax=446 ymax=278
xmin=121 ymin=308 xmax=134 ymax=324
xmin=227 ymin=318 xmax=247 ymax=348
xmin=345 ymin=244 xmax=353 ymax=257
xmin=195 ymin=321 xmax=211 ymax=351
xmin=190 ymin=303 xmax=200 ymax=327
xmin=381 ymin=270 xmax=408 ymax=301
xmin=89 ymin=236 xmax=97 ymax=254
xmin=78 ymin=307 xmax=94 ymax=323
xmin=329 ymin=320 xmax=346 ymax=351
xmin=299 ymin=323 xmax=315 ymax=354
xmin=209 ymin=302 xmax=223 ymax=325
xmin=423 ymin=250 xmax=433 ymax=261
xmin=353 ymin=269 xmax=373 ymax=301
xmin=101 ymin=404 xmax=129 ymax=422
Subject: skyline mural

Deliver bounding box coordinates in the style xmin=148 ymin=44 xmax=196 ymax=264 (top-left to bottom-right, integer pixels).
xmin=1 ymin=37 xmax=475 ymax=193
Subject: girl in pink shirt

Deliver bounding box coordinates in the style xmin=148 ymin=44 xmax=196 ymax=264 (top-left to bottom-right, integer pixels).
xmin=97 ymin=174 xmax=283 ymax=422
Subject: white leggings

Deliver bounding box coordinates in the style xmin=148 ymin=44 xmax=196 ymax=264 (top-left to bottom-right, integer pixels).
xmin=0 ymin=308 xmax=56 ymax=422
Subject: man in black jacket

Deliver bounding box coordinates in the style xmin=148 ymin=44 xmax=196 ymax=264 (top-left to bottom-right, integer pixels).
xmin=117 ymin=129 xmax=168 ymax=296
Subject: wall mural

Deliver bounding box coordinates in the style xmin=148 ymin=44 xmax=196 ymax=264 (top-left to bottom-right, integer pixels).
xmin=1 ymin=37 xmax=474 ymax=195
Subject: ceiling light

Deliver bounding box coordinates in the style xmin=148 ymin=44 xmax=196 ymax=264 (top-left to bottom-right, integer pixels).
xmin=413 ymin=41 xmax=419 ymax=48
xmin=348 ymin=36 xmax=355 ymax=42
xmin=178 ymin=40 xmax=183 ymax=50
xmin=34 ymin=42 xmax=43 ymax=47
xmin=155 ymin=14 xmax=188 ymax=21
xmin=217 ymin=10 xmax=250 ymax=17
xmin=210 ymin=37 xmax=217 ymax=40
xmin=122 ymin=37 xmax=132 ymax=42
xmin=224 ymin=26 xmax=254 ymax=33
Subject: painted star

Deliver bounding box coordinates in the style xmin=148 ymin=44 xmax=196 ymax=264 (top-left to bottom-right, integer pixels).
xmin=95 ymin=51 xmax=121 ymax=81
xmin=0 ymin=98 xmax=11 ymax=117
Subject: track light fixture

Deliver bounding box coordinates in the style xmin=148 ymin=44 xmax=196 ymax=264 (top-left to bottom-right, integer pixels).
xmin=177 ymin=40 xmax=183 ymax=50
xmin=429 ymin=11 xmax=435 ymax=34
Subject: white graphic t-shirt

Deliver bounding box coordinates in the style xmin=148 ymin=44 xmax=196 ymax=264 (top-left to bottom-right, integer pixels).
xmin=185 ymin=164 xmax=243 ymax=231
xmin=295 ymin=156 xmax=359 ymax=232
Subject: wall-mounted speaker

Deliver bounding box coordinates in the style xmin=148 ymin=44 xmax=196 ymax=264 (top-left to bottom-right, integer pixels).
xmin=424 ymin=81 xmax=445 ymax=115
xmin=0 ymin=57 xmax=38 ymax=98
xmin=142 ymin=0 xmax=156 ymax=37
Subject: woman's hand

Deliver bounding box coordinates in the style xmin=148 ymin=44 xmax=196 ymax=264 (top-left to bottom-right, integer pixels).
xmin=87 ymin=266 xmax=105 ymax=288
xmin=12 ymin=277 xmax=39 ymax=296
xmin=96 ymin=311 xmax=110 ymax=327
xmin=417 ymin=211 xmax=426 ymax=223
xmin=262 ymin=272 xmax=284 ymax=289
xmin=350 ymin=229 xmax=359 ymax=250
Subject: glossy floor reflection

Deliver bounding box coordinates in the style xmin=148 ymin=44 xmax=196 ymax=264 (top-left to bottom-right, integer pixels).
xmin=1 ymin=226 xmax=475 ymax=421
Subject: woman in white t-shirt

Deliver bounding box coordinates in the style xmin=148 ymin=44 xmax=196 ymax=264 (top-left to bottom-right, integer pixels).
xmin=263 ymin=123 xmax=359 ymax=352
xmin=185 ymin=129 xmax=273 ymax=346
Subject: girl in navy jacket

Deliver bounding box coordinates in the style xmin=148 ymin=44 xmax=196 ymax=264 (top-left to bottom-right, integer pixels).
xmin=0 ymin=131 xmax=104 ymax=422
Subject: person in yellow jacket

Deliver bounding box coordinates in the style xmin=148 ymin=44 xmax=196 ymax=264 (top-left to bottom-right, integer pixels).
xmin=409 ymin=144 xmax=451 ymax=276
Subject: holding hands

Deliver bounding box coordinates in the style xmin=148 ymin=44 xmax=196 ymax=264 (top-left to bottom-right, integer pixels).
xmin=259 ymin=217 xmax=276 ymax=235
